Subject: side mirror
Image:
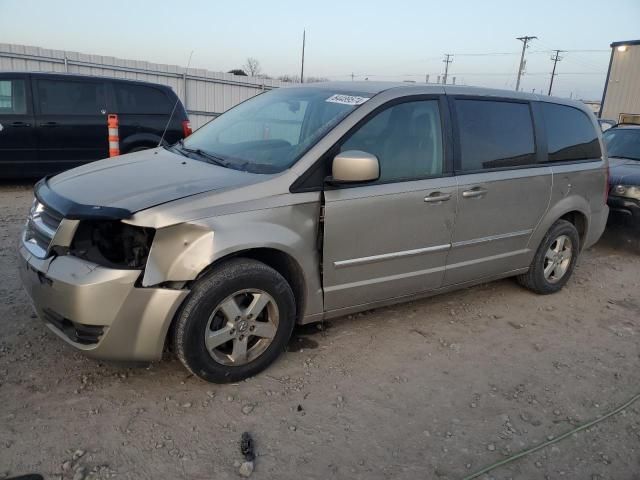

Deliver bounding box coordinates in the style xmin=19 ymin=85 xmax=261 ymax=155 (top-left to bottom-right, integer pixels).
xmin=330 ymin=150 xmax=380 ymax=184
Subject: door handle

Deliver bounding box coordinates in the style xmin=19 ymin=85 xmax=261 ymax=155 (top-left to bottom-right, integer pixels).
xmin=40 ymin=121 xmax=58 ymax=127
xmin=11 ymin=121 xmax=32 ymax=127
xmin=424 ymin=192 xmax=452 ymax=203
xmin=462 ymin=187 xmax=488 ymax=199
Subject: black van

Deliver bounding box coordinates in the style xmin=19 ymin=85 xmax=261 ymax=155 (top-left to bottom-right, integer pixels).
xmin=0 ymin=72 xmax=191 ymax=178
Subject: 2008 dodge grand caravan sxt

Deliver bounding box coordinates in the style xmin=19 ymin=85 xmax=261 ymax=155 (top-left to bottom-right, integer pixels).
xmin=19 ymin=83 xmax=609 ymax=383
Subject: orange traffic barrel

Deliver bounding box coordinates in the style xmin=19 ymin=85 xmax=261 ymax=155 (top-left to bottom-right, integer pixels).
xmin=107 ymin=114 xmax=120 ymax=157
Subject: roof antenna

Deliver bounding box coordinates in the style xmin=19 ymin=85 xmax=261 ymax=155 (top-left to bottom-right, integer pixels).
xmin=158 ymin=50 xmax=194 ymax=147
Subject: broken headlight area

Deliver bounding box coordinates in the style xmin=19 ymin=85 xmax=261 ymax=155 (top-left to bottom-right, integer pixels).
xmin=70 ymin=221 xmax=155 ymax=269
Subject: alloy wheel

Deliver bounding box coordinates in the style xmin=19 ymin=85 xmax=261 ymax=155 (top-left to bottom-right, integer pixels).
xmin=204 ymin=289 xmax=279 ymax=366
xmin=543 ymin=234 xmax=573 ymax=284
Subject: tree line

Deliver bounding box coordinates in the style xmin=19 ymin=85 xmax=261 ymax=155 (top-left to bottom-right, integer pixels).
xmin=228 ymin=57 xmax=328 ymax=83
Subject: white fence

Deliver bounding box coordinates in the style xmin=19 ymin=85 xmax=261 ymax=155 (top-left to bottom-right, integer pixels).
xmin=0 ymin=43 xmax=291 ymax=129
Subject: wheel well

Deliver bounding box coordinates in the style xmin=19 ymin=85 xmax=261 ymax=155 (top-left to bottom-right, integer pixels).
xmin=559 ymin=211 xmax=587 ymax=249
xmin=124 ymin=142 xmax=156 ymax=153
xmin=195 ymin=248 xmax=306 ymax=323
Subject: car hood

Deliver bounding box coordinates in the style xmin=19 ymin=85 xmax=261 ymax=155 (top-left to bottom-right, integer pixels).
xmin=609 ymin=157 xmax=640 ymax=186
xmin=46 ymin=148 xmax=270 ymax=214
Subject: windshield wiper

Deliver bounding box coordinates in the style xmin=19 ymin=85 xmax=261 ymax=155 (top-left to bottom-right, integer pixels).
xmin=175 ymin=141 xmax=231 ymax=167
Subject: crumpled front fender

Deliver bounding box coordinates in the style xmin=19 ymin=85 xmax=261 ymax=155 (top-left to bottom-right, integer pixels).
xmin=134 ymin=202 xmax=324 ymax=322
xmin=142 ymin=222 xmax=215 ymax=287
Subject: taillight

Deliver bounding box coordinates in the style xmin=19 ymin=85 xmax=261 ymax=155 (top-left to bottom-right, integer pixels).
xmin=182 ymin=120 xmax=192 ymax=137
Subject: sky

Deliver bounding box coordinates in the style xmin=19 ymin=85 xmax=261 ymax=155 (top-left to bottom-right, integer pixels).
xmin=1 ymin=0 xmax=639 ymax=100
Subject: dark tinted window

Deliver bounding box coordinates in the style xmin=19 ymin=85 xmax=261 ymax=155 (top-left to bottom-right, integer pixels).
xmin=37 ymin=79 xmax=105 ymax=115
xmin=541 ymin=103 xmax=601 ymax=162
xmin=114 ymin=83 xmax=171 ymax=114
xmin=456 ymin=100 xmax=535 ymax=171
xmin=341 ymin=100 xmax=443 ymax=182
xmin=0 ymin=79 xmax=27 ymax=114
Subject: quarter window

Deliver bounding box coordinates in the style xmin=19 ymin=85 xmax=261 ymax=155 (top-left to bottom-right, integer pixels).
xmin=0 ymin=79 xmax=27 ymax=114
xmin=37 ymin=80 xmax=105 ymax=115
xmin=340 ymin=100 xmax=444 ymax=182
xmin=456 ymin=99 xmax=536 ymax=171
xmin=114 ymin=84 xmax=172 ymax=114
xmin=541 ymin=103 xmax=601 ymax=162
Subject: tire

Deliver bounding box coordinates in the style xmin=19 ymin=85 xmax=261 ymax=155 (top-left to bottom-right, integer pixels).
xmin=173 ymin=258 xmax=296 ymax=383
xmin=517 ymin=219 xmax=580 ymax=294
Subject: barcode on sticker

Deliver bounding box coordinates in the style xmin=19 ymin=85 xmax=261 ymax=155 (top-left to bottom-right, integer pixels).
xmin=325 ymin=94 xmax=370 ymax=106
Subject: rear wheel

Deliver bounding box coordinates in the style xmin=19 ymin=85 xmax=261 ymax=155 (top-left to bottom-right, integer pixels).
xmin=517 ymin=220 xmax=580 ymax=294
xmin=173 ymin=258 xmax=296 ymax=383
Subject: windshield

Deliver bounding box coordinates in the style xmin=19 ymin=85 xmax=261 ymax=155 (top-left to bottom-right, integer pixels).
xmin=603 ymin=128 xmax=640 ymax=161
xmin=180 ymin=87 xmax=371 ymax=173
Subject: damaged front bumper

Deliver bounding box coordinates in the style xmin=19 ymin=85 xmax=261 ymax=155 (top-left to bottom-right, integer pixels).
xmin=18 ymin=242 xmax=188 ymax=361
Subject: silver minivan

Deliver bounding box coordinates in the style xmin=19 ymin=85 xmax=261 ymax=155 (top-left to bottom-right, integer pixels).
xmin=19 ymin=83 xmax=609 ymax=382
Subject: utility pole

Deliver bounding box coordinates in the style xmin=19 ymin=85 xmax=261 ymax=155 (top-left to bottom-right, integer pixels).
xmin=442 ymin=54 xmax=453 ymax=85
xmin=548 ymin=49 xmax=564 ymax=96
xmin=515 ymin=36 xmax=537 ymax=91
xmin=300 ymin=29 xmax=306 ymax=83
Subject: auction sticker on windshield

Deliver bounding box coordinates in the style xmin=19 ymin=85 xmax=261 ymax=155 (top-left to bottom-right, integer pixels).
xmin=325 ymin=94 xmax=370 ymax=106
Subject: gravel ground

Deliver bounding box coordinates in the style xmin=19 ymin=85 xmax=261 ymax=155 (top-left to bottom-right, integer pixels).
xmin=1 ymin=183 xmax=639 ymax=480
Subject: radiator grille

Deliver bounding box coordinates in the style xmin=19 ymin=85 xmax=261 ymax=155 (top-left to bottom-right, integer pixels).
xmin=23 ymin=200 xmax=63 ymax=258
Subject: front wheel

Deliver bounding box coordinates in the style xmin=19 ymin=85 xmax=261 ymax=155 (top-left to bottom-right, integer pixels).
xmin=173 ymin=258 xmax=296 ymax=383
xmin=517 ymin=219 xmax=580 ymax=294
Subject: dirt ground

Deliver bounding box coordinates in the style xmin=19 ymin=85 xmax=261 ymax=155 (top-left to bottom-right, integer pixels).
xmin=1 ymin=183 xmax=639 ymax=480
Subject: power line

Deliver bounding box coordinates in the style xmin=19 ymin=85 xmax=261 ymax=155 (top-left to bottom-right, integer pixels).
xmin=447 ymin=71 xmax=602 ymax=76
xmin=533 ymin=49 xmax=609 ymax=54
xmin=533 ymin=39 xmax=606 ymax=71
xmin=323 ymin=71 xmax=603 ymax=78
xmin=515 ymin=35 xmax=537 ymax=91
xmin=560 ymin=53 xmax=605 ymax=72
xmin=414 ymin=48 xmax=609 ymax=69
xmin=562 ymin=49 xmax=609 ymax=53
xmin=453 ymin=51 xmax=519 ymax=57
xmin=445 ymin=49 xmax=608 ymax=57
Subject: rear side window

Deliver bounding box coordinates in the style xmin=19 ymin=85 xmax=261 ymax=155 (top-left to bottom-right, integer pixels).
xmin=114 ymin=83 xmax=172 ymax=114
xmin=0 ymin=79 xmax=27 ymax=114
xmin=455 ymin=99 xmax=536 ymax=171
xmin=37 ymin=79 xmax=105 ymax=115
xmin=541 ymin=103 xmax=601 ymax=162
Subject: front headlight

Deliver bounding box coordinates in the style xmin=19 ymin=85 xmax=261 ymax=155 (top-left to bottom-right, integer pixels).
xmin=611 ymin=185 xmax=640 ymax=200
xmin=70 ymin=221 xmax=155 ymax=269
